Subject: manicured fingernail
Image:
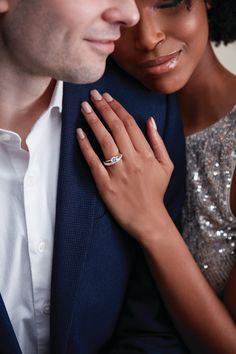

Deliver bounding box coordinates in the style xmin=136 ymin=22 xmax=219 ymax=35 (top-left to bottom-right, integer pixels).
xmin=81 ymin=101 xmax=93 ymax=114
xmin=103 ymin=92 xmax=113 ymax=103
xmin=151 ymin=117 xmax=157 ymax=130
xmin=77 ymin=128 xmax=85 ymax=140
xmin=90 ymin=89 xmax=102 ymax=101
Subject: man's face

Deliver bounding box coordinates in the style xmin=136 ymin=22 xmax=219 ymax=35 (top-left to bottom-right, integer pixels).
xmin=0 ymin=0 xmax=139 ymax=83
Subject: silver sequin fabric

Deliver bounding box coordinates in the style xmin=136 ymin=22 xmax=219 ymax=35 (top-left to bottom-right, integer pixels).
xmin=182 ymin=106 xmax=236 ymax=297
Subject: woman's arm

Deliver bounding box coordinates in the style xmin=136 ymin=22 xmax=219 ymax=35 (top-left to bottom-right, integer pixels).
xmin=77 ymin=90 xmax=236 ymax=354
xmin=224 ymin=260 xmax=236 ymax=323
xmin=141 ymin=209 xmax=236 ymax=354
xmin=224 ymin=175 xmax=236 ymax=322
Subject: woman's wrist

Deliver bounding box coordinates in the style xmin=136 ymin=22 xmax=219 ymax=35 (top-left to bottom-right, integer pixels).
xmin=135 ymin=204 xmax=175 ymax=249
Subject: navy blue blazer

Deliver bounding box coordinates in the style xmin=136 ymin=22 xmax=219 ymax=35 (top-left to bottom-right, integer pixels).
xmin=0 ymin=59 xmax=187 ymax=354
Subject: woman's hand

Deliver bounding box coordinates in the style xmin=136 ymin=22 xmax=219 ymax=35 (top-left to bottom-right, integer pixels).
xmin=77 ymin=89 xmax=173 ymax=242
xmin=78 ymin=92 xmax=236 ymax=354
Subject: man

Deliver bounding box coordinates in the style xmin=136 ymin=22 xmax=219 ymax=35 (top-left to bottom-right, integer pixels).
xmin=0 ymin=1 xmax=187 ymax=353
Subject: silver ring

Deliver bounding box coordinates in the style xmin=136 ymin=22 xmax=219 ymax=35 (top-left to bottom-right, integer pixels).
xmin=103 ymin=153 xmax=123 ymax=166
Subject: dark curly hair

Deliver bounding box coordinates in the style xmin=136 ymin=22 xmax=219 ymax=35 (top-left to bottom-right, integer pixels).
xmin=182 ymin=0 xmax=236 ymax=45
xmin=208 ymin=0 xmax=236 ymax=45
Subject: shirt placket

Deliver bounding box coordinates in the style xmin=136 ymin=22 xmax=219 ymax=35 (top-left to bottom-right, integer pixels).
xmin=24 ymin=152 xmax=51 ymax=354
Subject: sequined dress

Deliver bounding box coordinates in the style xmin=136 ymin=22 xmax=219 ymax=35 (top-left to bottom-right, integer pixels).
xmin=182 ymin=106 xmax=236 ymax=296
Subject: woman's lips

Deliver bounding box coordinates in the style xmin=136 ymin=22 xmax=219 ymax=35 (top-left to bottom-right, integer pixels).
xmin=139 ymin=50 xmax=182 ymax=75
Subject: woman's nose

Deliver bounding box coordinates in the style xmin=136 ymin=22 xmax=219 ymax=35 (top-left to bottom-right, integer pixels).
xmin=135 ymin=17 xmax=166 ymax=51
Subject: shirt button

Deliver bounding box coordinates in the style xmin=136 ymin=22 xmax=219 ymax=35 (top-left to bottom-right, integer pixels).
xmin=26 ymin=175 xmax=34 ymax=187
xmin=43 ymin=303 xmax=50 ymax=315
xmin=37 ymin=240 xmax=47 ymax=253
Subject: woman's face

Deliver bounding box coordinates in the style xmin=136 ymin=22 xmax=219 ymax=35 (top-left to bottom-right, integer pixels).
xmin=112 ymin=0 xmax=210 ymax=93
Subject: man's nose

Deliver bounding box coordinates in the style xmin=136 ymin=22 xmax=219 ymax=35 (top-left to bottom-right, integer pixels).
xmin=102 ymin=0 xmax=140 ymax=28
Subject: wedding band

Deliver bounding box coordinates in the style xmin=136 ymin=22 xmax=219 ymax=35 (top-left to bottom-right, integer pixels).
xmin=103 ymin=153 xmax=123 ymax=166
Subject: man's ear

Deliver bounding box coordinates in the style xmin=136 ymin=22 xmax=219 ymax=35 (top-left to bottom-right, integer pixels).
xmin=0 ymin=0 xmax=9 ymax=14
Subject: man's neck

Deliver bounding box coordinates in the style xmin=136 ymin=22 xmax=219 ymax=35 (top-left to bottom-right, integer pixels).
xmin=0 ymin=64 xmax=56 ymax=148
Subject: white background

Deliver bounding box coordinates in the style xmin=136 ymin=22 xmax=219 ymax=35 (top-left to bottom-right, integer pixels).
xmin=213 ymin=42 xmax=236 ymax=74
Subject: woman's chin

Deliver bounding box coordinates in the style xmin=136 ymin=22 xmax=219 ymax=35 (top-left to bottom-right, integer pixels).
xmin=142 ymin=77 xmax=187 ymax=94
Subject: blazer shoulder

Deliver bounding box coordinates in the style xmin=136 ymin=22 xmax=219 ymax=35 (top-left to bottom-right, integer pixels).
xmin=63 ymin=60 xmax=180 ymax=134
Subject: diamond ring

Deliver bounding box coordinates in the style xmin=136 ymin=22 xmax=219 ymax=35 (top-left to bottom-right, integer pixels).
xmin=103 ymin=153 xmax=123 ymax=167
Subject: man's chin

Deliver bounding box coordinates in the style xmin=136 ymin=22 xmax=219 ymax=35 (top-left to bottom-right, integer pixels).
xmin=66 ymin=61 xmax=107 ymax=85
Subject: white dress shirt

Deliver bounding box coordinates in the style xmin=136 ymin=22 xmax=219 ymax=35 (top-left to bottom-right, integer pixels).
xmin=0 ymin=81 xmax=63 ymax=354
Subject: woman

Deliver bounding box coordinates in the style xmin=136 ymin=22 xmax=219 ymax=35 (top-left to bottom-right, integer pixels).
xmin=77 ymin=0 xmax=236 ymax=352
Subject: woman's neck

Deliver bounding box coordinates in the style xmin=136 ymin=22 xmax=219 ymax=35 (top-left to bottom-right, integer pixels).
xmin=177 ymin=44 xmax=236 ymax=136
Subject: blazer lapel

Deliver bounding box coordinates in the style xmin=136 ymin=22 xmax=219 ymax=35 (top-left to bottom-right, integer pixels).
xmin=0 ymin=295 xmax=22 ymax=354
xmin=50 ymin=83 xmax=99 ymax=354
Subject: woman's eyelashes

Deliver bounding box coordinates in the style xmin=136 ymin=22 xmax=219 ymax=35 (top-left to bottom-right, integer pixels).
xmin=154 ymin=0 xmax=185 ymax=10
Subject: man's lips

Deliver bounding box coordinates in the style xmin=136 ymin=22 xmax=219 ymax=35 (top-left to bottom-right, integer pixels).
xmin=86 ymin=38 xmax=119 ymax=43
xmin=85 ymin=38 xmax=120 ymax=55
xmin=139 ymin=50 xmax=182 ymax=68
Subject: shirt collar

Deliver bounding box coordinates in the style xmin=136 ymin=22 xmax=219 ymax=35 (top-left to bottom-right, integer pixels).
xmin=48 ymin=80 xmax=63 ymax=113
xmin=0 ymin=80 xmax=63 ymax=148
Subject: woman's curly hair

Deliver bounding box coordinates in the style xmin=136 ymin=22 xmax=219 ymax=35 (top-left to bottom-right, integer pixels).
xmin=183 ymin=0 xmax=236 ymax=45
xmin=208 ymin=0 xmax=236 ymax=45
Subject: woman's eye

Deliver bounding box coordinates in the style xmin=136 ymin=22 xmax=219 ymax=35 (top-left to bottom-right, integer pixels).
xmin=155 ymin=0 xmax=184 ymax=9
